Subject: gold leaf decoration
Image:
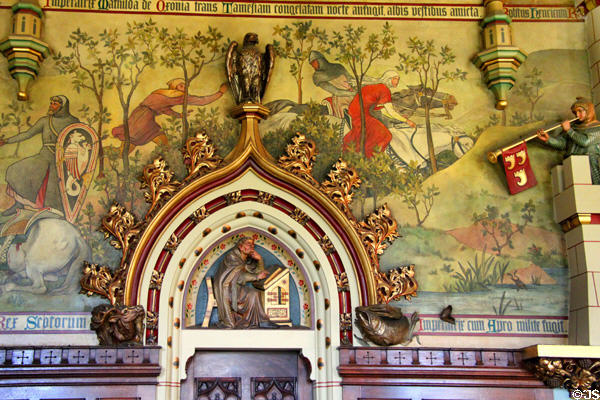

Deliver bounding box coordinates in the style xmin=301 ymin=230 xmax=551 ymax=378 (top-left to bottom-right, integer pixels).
xmin=340 ymin=312 xmax=352 ymax=331
xmin=191 ymin=206 xmax=209 ymax=224
xmin=321 ymin=159 xmax=361 ymax=220
xmin=278 ymin=133 xmax=319 ymax=187
xmin=182 ymin=132 xmax=222 ymax=182
xmin=530 ymin=358 xmax=600 ymax=392
xmin=356 ymin=204 xmax=400 ymax=264
xmin=290 ymin=208 xmax=309 ymax=225
xmin=318 ymin=235 xmax=334 ymax=255
xmin=140 ymin=157 xmax=180 ymax=219
xmin=336 ymin=272 xmax=349 ymax=292
xmin=80 ymin=261 xmax=123 ymax=306
xmin=375 ymin=265 xmax=418 ymax=303
xmin=149 ymin=270 xmax=164 ymax=291
xmin=225 ymin=190 xmax=243 ymax=205
xmin=257 ymin=191 xmax=274 ymax=205
xmin=164 ymin=233 xmax=180 ymax=254
xmin=146 ymin=310 xmax=158 ymax=330
xmin=101 ymin=203 xmax=141 ymax=267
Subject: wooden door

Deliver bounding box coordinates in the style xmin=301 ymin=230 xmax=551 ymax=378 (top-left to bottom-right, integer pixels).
xmin=180 ymin=350 xmax=313 ymax=400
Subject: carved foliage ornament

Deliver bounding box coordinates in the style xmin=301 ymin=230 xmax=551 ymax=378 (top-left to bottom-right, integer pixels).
xmin=278 ymin=133 xmax=319 ymax=187
xmin=277 ymin=133 xmax=418 ymax=303
xmin=321 ymin=159 xmax=361 ymax=221
xmin=530 ymin=358 xmax=600 ymax=393
xmin=82 ymin=135 xmax=223 ymax=344
xmin=182 ymin=132 xmax=223 ymax=182
xmin=141 ymin=157 xmax=180 ymax=219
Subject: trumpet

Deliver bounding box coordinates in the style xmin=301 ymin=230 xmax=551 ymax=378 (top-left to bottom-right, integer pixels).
xmin=487 ymin=118 xmax=579 ymax=163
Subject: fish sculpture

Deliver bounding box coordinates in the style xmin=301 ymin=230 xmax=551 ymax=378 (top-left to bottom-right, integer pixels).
xmin=355 ymin=304 xmax=419 ymax=346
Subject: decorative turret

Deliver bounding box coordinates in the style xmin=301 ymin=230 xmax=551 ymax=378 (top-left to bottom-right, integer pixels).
xmin=472 ymin=0 xmax=527 ymax=110
xmin=0 ymin=0 xmax=50 ymax=101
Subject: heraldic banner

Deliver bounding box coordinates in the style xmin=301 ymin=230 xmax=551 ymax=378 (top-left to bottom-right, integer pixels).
xmin=501 ymin=142 xmax=537 ymax=195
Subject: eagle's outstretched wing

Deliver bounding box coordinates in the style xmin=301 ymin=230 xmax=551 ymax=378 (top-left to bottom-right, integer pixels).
xmin=226 ymin=41 xmax=240 ymax=103
xmin=261 ymin=43 xmax=275 ymax=101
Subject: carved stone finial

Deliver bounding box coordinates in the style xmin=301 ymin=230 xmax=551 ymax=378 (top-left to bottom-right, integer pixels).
xmin=472 ymin=0 xmax=527 ymax=110
xmin=0 ymin=0 xmax=50 ymax=100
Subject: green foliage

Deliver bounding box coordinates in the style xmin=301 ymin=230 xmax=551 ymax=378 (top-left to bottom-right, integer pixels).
xmin=394 ymin=161 xmax=440 ymax=226
xmin=473 ymin=113 xmax=500 ymax=137
xmin=263 ymin=103 xmax=342 ymax=181
xmin=0 ymin=100 xmax=33 ymax=157
xmin=329 ymin=22 xmax=396 ymax=156
xmin=273 ymin=21 xmax=328 ymax=103
xmin=101 ymin=19 xmax=160 ymax=173
xmin=472 ymin=199 xmax=536 ymax=256
xmin=397 ymin=37 xmax=467 ymax=173
xmin=513 ymin=66 xmax=544 ymax=122
xmin=187 ymin=107 xmax=239 ymax=157
xmin=329 ymin=22 xmax=396 ymax=79
xmin=527 ymin=244 xmax=566 ymax=269
xmin=444 ymin=248 xmax=510 ymax=293
xmin=158 ymin=26 xmax=227 ymax=138
xmin=343 ymin=147 xmax=398 ymax=212
xmin=493 ymin=291 xmax=512 ymax=315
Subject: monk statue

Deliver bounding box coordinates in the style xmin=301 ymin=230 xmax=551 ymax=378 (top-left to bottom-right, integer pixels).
xmin=212 ymin=236 xmax=278 ymax=329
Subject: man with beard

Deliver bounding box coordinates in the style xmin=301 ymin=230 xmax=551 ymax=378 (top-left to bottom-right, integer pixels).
xmin=0 ymin=95 xmax=79 ymax=216
xmin=212 ymin=236 xmax=278 ymax=329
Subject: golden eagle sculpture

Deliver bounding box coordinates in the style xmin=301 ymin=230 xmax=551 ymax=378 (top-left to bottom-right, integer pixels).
xmin=226 ymin=32 xmax=275 ymax=104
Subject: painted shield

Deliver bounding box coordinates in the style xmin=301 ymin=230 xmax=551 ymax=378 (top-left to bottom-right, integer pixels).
xmin=56 ymin=123 xmax=99 ymax=223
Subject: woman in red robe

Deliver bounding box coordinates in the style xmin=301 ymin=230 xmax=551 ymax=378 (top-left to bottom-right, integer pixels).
xmin=112 ymin=78 xmax=227 ymax=153
xmin=343 ymin=71 xmax=415 ymax=158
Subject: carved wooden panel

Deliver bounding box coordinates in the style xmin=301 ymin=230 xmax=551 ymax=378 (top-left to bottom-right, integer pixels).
xmin=196 ymin=377 xmax=241 ymax=400
xmin=181 ymin=351 xmax=312 ymax=400
xmin=0 ymin=346 xmax=160 ymax=400
xmin=251 ymin=377 xmax=296 ymax=400
xmin=340 ymin=347 xmax=555 ymax=400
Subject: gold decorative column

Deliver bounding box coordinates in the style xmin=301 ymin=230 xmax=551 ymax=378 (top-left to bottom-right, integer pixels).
xmin=225 ymin=103 xmax=274 ymax=164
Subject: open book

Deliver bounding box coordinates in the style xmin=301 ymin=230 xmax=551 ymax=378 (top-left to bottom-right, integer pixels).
xmin=253 ymin=267 xmax=286 ymax=290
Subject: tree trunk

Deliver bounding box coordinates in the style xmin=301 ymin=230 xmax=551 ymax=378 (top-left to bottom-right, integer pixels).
xmin=358 ymin=85 xmax=367 ymax=156
xmin=121 ymin=104 xmax=130 ymax=174
xmin=297 ymin=75 xmax=303 ymax=105
xmin=96 ymin=96 xmax=105 ymax=178
xmin=182 ymin=83 xmax=189 ymax=138
xmin=424 ymin=105 xmax=437 ymax=173
xmin=502 ymin=109 xmax=506 ymax=126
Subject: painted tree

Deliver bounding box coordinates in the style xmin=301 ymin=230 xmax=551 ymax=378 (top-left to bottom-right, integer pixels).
xmin=101 ymin=19 xmax=159 ymax=173
xmin=158 ymin=26 xmax=227 ymax=138
xmin=272 ymin=21 xmax=328 ymax=104
xmin=54 ymin=28 xmax=112 ymax=176
xmin=344 ymin=148 xmax=396 ymax=217
xmin=329 ymin=22 xmax=396 ymax=157
xmin=513 ymin=66 xmax=544 ymax=122
xmin=472 ymin=200 xmax=535 ymax=256
xmin=395 ymin=161 xmax=440 ymax=226
xmin=1 ymin=100 xmax=32 ymax=157
xmin=398 ymin=38 xmax=466 ymax=173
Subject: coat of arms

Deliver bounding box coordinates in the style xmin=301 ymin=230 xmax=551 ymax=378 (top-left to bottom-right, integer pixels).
xmin=56 ymin=123 xmax=99 ymax=222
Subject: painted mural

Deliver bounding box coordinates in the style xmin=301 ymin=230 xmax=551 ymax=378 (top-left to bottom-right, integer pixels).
xmin=0 ymin=1 xmax=586 ymax=340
